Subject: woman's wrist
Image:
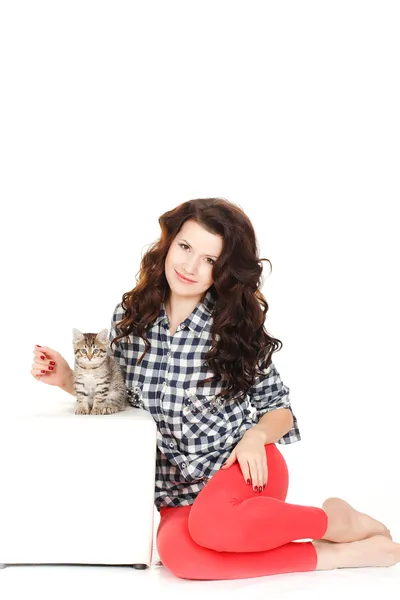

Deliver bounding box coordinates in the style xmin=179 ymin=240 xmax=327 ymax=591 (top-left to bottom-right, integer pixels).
xmin=60 ymin=368 xmax=75 ymax=396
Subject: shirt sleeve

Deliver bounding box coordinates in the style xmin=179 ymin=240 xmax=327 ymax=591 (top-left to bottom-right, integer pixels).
xmin=106 ymin=303 xmax=128 ymax=379
xmin=247 ymin=359 xmax=301 ymax=445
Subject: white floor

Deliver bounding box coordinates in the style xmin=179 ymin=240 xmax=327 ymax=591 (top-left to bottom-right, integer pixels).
xmin=1 ymin=509 xmax=399 ymax=600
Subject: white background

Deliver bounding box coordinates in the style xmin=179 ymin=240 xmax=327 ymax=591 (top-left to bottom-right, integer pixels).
xmin=1 ymin=0 xmax=399 ymax=596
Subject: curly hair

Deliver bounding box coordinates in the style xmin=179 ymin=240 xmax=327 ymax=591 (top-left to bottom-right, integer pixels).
xmin=110 ymin=197 xmax=283 ymax=402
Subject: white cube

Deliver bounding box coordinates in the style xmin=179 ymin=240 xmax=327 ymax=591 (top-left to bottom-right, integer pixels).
xmin=0 ymin=397 xmax=157 ymax=569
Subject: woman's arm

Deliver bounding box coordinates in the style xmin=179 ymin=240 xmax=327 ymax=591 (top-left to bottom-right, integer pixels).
xmin=60 ymin=367 xmax=75 ymax=396
xmin=249 ymin=408 xmax=294 ymax=444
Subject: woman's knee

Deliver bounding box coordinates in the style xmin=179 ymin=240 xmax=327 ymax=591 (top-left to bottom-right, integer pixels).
xmin=156 ymin=506 xmax=198 ymax=579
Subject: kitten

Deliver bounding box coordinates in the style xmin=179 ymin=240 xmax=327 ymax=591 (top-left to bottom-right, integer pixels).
xmin=72 ymin=328 xmax=129 ymax=415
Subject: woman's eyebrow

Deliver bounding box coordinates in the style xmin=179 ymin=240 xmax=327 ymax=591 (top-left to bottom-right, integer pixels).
xmin=179 ymin=238 xmax=219 ymax=258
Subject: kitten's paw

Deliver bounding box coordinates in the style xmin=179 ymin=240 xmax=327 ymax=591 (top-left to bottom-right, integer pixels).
xmin=101 ymin=406 xmax=119 ymax=415
xmin=75 ymin=407 xmax=90 ymax=415
xmin=90 ymin=407 xmax=103 ymax=415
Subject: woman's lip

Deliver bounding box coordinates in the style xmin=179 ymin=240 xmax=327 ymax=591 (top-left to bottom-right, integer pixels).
xmin=175 ymin=269 xmax=196 ymax=283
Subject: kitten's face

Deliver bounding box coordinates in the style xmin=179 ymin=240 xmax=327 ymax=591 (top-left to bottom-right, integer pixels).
xmin=72 ymin=328 xmax=108 ymax=366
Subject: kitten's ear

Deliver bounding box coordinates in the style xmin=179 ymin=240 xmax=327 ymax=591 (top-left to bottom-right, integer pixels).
xmin=72 ymin=328 xmax=85 ymax=343
xmin=96 ymin=328 xmax=108 ymax=343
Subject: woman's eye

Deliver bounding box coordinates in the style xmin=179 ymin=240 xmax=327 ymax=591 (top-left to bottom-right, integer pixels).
xmin=179 ymin=243 xmax=214 ymax=265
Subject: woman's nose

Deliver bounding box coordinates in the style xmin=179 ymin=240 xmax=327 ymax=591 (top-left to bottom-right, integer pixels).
xmin=183 ymin=260 xmax=199 ymax=274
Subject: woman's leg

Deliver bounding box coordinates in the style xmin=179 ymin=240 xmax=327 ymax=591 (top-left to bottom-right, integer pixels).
xmin=188 ymin=443 xmax=328 ymax=552
xmin=156 ymin=505 xmax=320 ymax=580
xmin=156 ymin=443 xmax=328 ymax=580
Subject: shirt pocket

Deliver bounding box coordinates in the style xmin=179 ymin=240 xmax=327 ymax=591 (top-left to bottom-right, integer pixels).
xmin=180 ymin=392 xmax=231 ymax=451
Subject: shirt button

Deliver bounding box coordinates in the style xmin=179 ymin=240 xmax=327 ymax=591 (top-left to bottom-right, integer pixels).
xmin=169 ymin=442 xmax=174 ymax=448
xmin=182 ymin=463 xmax=186 ymax=468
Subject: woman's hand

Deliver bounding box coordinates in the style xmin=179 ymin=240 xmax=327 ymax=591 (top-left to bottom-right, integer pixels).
xmin=221 ymin=429 xmax=268 ymax=492
xmin=31 ymin=345 xmax=73 ymax=389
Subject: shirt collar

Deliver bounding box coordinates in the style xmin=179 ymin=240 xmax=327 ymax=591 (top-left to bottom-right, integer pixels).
xmin=151 ymin=288 xmax=216 ymax=333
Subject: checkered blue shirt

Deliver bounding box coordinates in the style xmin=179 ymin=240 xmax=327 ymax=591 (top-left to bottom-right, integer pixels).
xmin=107 ymin=290 xmax=301 ymax=511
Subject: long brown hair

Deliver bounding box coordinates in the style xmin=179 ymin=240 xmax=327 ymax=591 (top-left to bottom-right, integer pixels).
xmin=111 ymin=198 xmax=283 ymax=401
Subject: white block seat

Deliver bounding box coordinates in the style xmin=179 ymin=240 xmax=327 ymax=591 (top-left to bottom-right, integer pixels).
xmin=0 ymin=397 xmax=157 ymax=570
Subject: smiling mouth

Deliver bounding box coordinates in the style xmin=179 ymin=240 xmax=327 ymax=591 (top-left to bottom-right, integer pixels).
xmin=175 ymin=270 xmax=196 ymax=283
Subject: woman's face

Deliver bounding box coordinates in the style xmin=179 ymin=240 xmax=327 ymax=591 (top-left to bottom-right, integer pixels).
xmin=164 ymin=219 xmax=223 ymax=299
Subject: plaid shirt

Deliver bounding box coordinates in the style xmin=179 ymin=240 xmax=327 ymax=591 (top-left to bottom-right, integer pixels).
xmin=107 ymin=290 xmax=301 ymax=511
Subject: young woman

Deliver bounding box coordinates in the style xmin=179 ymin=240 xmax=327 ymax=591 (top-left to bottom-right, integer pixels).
xmin=32 ymin=197 xmax=399 ymax=580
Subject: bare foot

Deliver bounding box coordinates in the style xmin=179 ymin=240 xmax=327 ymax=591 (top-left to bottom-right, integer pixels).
xmin=321 ymin=497 xmax=391 ymax=543
xmin=313 ymin=534 xmax=400 ymax=570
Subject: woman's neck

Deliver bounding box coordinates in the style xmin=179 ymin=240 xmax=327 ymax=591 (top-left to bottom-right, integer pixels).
xmin=165 ymin=293 xmax=201 ymax=325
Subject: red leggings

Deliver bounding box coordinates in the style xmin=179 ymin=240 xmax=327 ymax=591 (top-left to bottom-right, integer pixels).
xmin=156 ymin=443 xmax=329 ymax=580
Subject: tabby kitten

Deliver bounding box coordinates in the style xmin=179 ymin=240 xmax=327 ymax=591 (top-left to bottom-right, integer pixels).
xmin=72 ymin=328 xmax=129 ymax=415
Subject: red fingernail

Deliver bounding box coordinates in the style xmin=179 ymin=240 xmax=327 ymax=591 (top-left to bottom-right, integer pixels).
xmin=41 ymin=370 xmax=46 ymax=373
xmin=254 ymin=486 xmax=258 ymax=492
xmin=36 ymin=345 xmax=41 ymax=347
xmin=246 ymin=479 xmax=250 ymax=485
xmin=50 ymin=361 xmax=55 ymax=365
xmin=40 ymin=355 xmax=45 ymax=359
